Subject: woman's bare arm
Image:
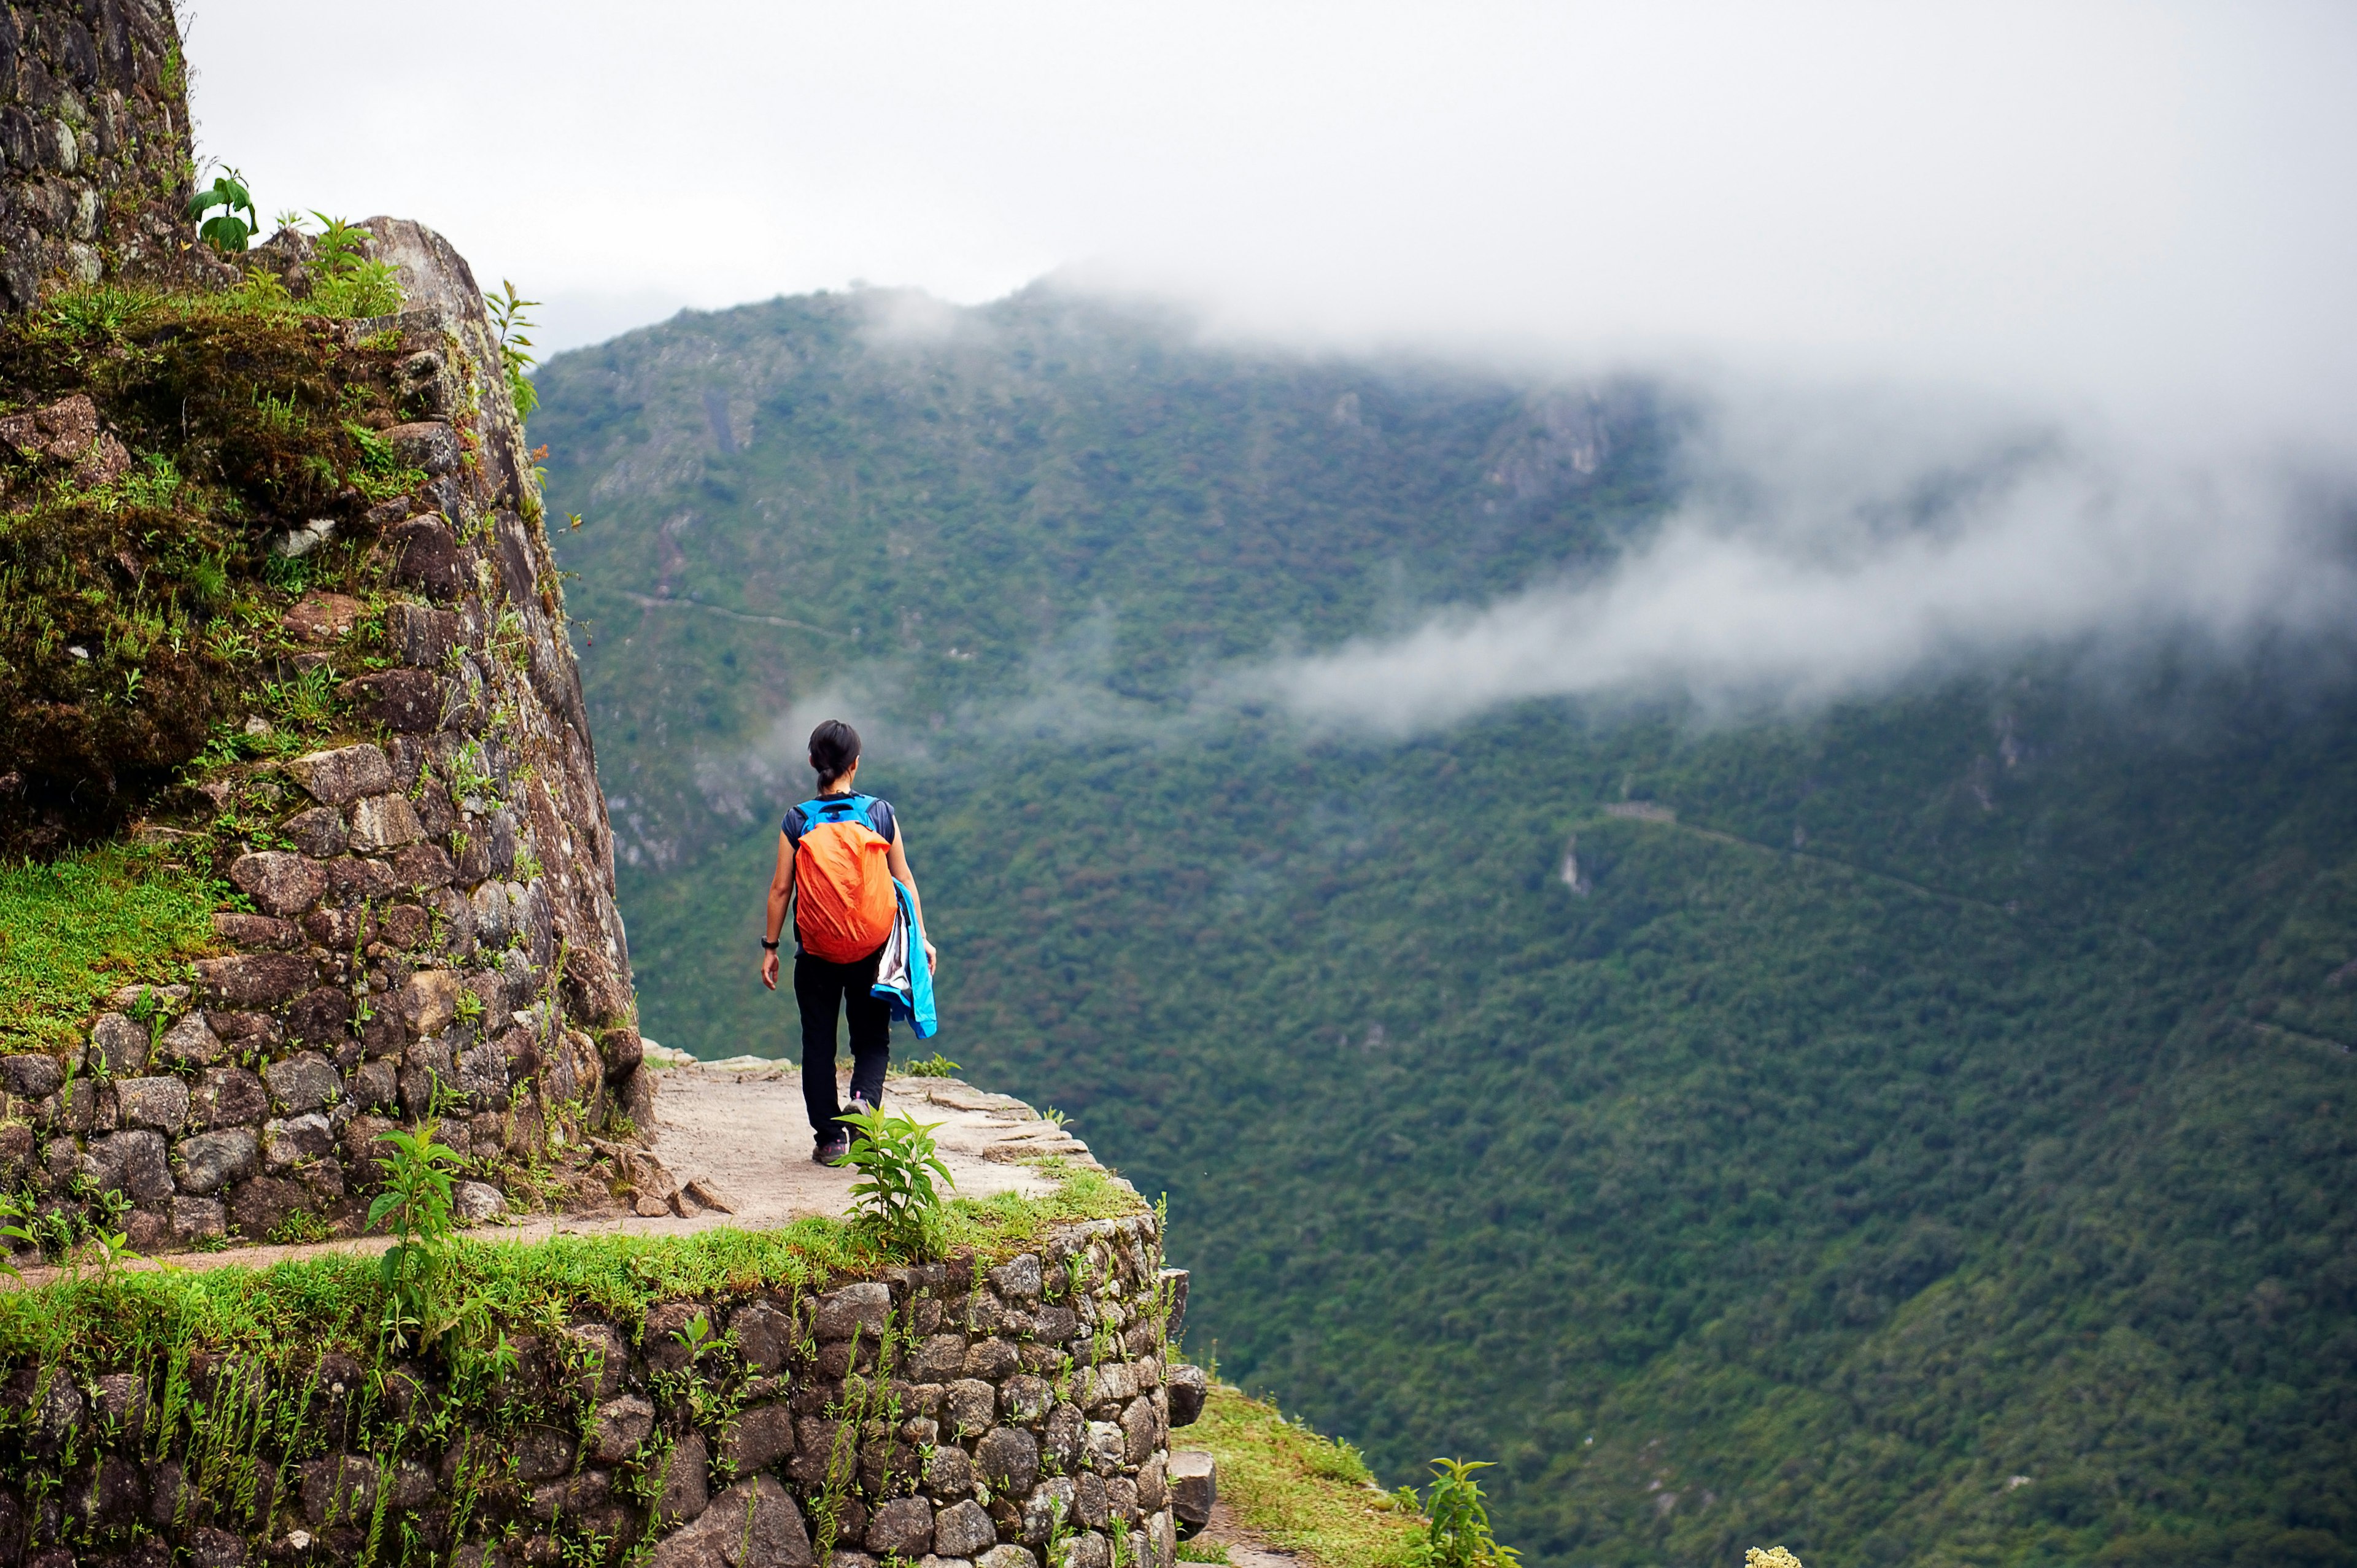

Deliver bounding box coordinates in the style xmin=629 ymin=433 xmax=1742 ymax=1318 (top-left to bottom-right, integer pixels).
xmin=761 ymin=831 xmax=794 ymax=991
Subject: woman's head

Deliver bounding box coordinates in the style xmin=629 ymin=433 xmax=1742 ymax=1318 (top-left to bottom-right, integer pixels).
xmin=808 ymin=719 xmax=861 ymax=790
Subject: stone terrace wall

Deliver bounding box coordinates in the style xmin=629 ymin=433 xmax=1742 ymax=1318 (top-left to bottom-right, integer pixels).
xmin=0 ymin=0 xmax=211 ymax=312
xmin=0 ymin=223 xmax=647 ymax=1254
xmin=0 ymin=1213 xmax=1204 ymax=1568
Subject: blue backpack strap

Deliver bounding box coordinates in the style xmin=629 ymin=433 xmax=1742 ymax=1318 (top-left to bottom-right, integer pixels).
xmin=794 ymin=793 xmax=881 ymax=835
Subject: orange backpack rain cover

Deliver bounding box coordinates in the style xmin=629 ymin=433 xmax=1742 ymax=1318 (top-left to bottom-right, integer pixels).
xmin=789 ymin=794 xmax=897 ymax=962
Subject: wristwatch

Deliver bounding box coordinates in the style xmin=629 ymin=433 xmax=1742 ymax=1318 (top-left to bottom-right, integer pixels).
xmin=761 ymin=938 xmax=779 ymax=951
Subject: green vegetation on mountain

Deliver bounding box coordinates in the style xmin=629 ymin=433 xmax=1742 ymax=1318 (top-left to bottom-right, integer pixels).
xmin=534 ymin=287 xmax=2357 ymax=1568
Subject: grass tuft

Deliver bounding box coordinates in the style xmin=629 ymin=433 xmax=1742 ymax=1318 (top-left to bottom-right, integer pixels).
xmin=1188 ymin=1380 xmax=1427 ymax=1568
xmin=0 ymin=1165 xmax=1144 ymax=1365
xmin=0 ymin=842 xmax=223 ymax=1050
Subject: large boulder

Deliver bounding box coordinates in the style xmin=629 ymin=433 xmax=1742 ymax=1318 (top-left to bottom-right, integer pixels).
xmin=1168 ymin=1452 xmax=1215 ymax=1528
xmin=114 ymin=1077 xmax=189 ymax=1134
xmin=90 ymin=1130 xmax=172 ymax=1202
xmin=385 ymin=517 xmax=467 ymax=600
xmin=87 ymin=1013 xmax=150 ymax=1075
xmin=975 ymin=1426 xmax=1040 ymax=1494
xmin=719 ymin=1404 xmax=795 ymax=1475
xmin=932 ymin=1499 xmax=997 ymax=1560
xmin=263 ymin=1053 xmax=341 ymax=1114
xmin=188 ymin=1069 xmax=268 ymax=1130
xmin=866 ymin=1496 xmax=933 ymax=1558
xmin=1166 ymin=1364 xmax=1209 ymax=1428
xmin=813 ymin=1282 xmax=892 ymax=1340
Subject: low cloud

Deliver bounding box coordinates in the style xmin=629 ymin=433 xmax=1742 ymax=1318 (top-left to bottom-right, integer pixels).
xmin=1245 ymin=380 xmax=2357 ymax=734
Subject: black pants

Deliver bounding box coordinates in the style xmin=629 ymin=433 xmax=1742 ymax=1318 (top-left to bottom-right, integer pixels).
xmin=794 ymin=946 xmax=890 ymax=1140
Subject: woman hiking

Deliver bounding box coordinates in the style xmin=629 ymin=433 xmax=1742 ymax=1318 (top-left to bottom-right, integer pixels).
xmin=761 ymin=719 xmax=938 ymax=1165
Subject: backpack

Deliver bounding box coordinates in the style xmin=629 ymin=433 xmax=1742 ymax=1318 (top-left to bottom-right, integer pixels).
xmin=786 ymin=793 xmax=897 ymax=963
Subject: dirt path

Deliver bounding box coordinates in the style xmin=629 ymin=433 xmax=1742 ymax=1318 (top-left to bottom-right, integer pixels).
xmin=634 ymin=1057 xmax=1094 ymax=1228
xmin=4 ymin=1062 xmax=1099 ymax=1287
xmin=1196 ymin=1501 xmax=1301 ymax=1565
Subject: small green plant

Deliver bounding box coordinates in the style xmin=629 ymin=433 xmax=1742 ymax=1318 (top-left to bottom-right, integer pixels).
xmin=487 ymin=279 xmax=541 ymax=419
xmin=0 ymin=1192 xmax=41 ymax=1280
xmin=341 ymin=419 xmax=425 ymax=499
xmin=1044 ymin=1493 xmax=1074 ymax=1566
xmin=1042 ymin=1105 xmax=1073 ymax=1130
xmin=188 ymin=168 xmax=257 ymax=253
xmin=842 ymin=1106 xmax=953 ymax=1259
xmin=0 ymin=1186 xmax=141 ymax=1281
xmin=1175 ymin=1542 xmax=1230 ymax=1564
xmin=268 ymin=1209 xmax=333 ymax=1246
xmin=670 ymin=1310 xmax=720 ymax=1365
xmin=260 ymin=665 xmax=337 ymax=731
xmin=1406 ymin=1459 xmax=1519 ymax=1568
xmin=900 ymin=1052 xmax=961 ymax=1078
xmin=45 ymin=282 xmax=151 ymax=339
xmin=112 ymin=450 xmax=184 ymax=511
xmin=184 ymin=551 xmax=230 ymax=608
xmin=304 ymin=214 xmax=404 ymax=317
xmin=446 ymin=738 xmax=499 ymax=806
xmin=454 ymin=989 xmax=486 ymax=1025
xmin=368 ymin=1126 xmax=464 ymax=1354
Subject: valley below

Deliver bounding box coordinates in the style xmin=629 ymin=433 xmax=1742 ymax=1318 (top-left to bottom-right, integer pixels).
xmin=536 ymin=286 xmax=2357 ymax=1568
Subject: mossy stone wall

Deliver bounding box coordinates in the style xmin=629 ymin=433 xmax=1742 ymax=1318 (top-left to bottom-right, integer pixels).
xmin=2 ymin=223 xmax=645 ymax=1254
xmin=0 ymin=0 xmax=210 ymax=314
xmin=0 ymin=1215 xmax=1183 ymax=1568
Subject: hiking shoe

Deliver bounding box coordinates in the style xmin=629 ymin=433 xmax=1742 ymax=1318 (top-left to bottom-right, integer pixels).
xmin=813 ymin=1131 xmax=851 ymax=1166
xmin=845 ymin=1092 xmax=876 ymax=1118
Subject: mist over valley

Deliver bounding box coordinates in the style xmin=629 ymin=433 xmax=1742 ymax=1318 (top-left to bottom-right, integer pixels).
xmin=535 ymin=284 xmax=2357 ymax=1567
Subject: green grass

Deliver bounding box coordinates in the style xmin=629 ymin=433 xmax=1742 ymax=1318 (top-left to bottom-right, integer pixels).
xmin=1189 ymin=1381 xmax=1426 ymax=1567
xmin=0 ymin=1162 xmax=1142 ymax=1365
xmin=0 ymin=843 xmax=223 ymax=1051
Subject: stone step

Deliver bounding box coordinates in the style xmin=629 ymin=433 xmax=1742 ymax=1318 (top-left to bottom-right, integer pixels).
xmin=1170 ymin=1451 xmax=1217 ymax=1529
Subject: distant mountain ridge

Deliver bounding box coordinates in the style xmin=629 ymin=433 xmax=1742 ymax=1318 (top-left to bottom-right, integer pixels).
xmin=533 ymin=285 xmax=1664 ymax=873
xmin=535 ymin=287 xmax=2357 ymax=1568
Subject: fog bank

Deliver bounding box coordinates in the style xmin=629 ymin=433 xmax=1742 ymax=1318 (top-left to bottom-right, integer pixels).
xmin=1250 ymin=383 xmax=2356 ymax=732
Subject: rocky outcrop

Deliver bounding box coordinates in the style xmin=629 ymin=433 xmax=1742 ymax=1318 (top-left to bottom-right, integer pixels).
xmin=0 ymin=0 xmax=215 ymax=312
xmin=0 ymin=219 xmax=648 ymax=1251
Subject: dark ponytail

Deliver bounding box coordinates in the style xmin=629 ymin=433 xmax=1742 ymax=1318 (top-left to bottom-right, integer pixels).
xmin=808 ymin=719 xmax=861 ymax=790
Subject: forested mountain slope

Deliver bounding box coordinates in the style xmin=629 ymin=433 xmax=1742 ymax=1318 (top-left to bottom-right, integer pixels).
xmin=535 ymin=287 xmax=2357 ymax=1568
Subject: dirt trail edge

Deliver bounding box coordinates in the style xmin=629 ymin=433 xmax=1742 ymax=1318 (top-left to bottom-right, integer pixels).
xmin=3 ymin=1064 xmax=1101 ymax=1286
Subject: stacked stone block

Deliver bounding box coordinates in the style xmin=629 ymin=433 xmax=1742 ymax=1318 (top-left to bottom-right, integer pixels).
xmin=0 ymin=1213 xmax=1190 ymax=1568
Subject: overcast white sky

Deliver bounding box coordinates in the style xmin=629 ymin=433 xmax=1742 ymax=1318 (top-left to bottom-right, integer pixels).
xmin=185 ymin=1 xmax=2357 ymax=448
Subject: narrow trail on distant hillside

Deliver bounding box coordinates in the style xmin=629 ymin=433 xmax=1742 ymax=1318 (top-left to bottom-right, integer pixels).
xmin=1595 ymin=807 xmax=2167 ymax=948
xmin=1607 ymin=811 xmax=2357 ymax=1054
xmin=622 ymin=589 xmax=840 ymax=637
